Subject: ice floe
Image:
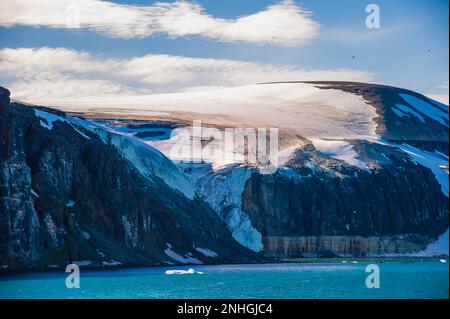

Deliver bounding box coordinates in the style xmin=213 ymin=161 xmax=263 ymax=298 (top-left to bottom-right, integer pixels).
xmin=165 ymin=268 xmax=204 ymax=275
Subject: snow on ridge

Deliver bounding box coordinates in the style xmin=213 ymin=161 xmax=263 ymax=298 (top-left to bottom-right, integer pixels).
xmin=34 ymin=109 xmax=92 ymax=139
xmin=310 ymin=138 xmax=369 ymax=170
xmin=399 ymin=93 xmax=449 ymax=127
xmin=53 ymin=83 xmax=379 ymax=140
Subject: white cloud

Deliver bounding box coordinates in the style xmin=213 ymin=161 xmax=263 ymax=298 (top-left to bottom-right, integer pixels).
xmin=426 ymin=82 xmax=449 ymax=105
xmin=426 ymin=94 xmax=449 ymax=105
xmin=0 ymin=0 xmax=319 ymax=46
xmin=0 ymin=47 xmax=374 ymax=104
xmin=10 ymin=73 xmax=137 ymax=101
xmin=436 ymin=82 xmax=449 ymax=91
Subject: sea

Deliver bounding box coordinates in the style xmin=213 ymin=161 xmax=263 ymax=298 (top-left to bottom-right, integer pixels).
xmin=0 ymin=261 xmax=448 ymax=299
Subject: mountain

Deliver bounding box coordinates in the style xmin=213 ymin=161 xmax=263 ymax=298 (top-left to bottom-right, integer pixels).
xmin=0 ymin=86 xmax=257 ymax=271
xmin=0 ymin=81 xmax=448 ymax=271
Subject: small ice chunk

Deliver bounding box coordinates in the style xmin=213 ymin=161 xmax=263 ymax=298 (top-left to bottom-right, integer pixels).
xmin=66 ymin=200 xmax=75 ymax=208
xmin=102 ymin=260 xmax=122 ymax=267
xmin=165 ymin=268 xmax=203 ymax=275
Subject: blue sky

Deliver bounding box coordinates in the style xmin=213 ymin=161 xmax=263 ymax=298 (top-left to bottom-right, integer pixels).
xmin=0 ymin=0 xmax=448 ymax=104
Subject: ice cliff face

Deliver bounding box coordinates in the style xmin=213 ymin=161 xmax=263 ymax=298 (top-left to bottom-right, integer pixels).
xmin=0 ymin=87 xmax=256 ymax=271
xmin=180 ymin=164 xmax=264 ymax=252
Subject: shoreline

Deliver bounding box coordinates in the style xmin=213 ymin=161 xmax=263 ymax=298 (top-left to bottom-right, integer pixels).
xmin=1 ymin=257 xmax=448 ymax=276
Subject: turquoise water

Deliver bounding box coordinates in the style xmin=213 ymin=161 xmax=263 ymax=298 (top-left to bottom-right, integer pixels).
xmin=0 ymin=262 xmax=448 ymax=299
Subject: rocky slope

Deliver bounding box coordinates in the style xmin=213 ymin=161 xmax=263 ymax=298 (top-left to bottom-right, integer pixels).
xmin=0 ymin=86 xmax=256 ymax=271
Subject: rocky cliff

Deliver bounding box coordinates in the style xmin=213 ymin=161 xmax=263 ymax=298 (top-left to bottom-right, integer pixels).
xmin=0 ymin=86 xmax=256 ymax=271
xmin=242 ymin=141 xmax=448 ymax=257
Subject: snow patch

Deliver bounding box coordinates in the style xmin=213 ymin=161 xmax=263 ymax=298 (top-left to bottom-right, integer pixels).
xmin=392 ymin=104 xmax=425 ymax=123
xmin=165 ymin=247 xmax=203 ymax=264
xmin=399 ymin=93 xmax=449 ymax=127
xmin=310 ymin=139 xmax=369 ymax=170
xmin=34 ymin=109 xmax=92 ymax=139
xmin=34 ymin=109 xmax=61 ymax=129
xmin=195 ymin=247 xmax=218 ymax=258
xmin=102 ymin=260 xmax=122 ymax=267
xmin=65 ymin=200 xmax=75 ymax=208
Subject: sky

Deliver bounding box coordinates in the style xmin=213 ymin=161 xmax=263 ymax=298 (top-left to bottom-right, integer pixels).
xmin=0 ymin=0 xmax=448 ymax=105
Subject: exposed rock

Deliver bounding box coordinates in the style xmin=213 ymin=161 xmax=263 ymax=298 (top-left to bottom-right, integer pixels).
xmin=262 ymin=234 xmax=435 ymax=257
xmin=242 ymin=141 xmax=449 ymax=257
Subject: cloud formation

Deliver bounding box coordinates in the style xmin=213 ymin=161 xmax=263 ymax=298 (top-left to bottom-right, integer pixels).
xmin=0 ymin=47 xmax=373 ymax=104
xmin=0 ymin=0 xmax=319 ymax=46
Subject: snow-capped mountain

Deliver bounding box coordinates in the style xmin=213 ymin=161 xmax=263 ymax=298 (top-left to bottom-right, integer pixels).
xmin=0 ymin=81 xmax=448 ymax=271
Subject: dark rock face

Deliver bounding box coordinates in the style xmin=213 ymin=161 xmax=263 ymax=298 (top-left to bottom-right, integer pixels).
xmin=242 ymin=142 xmax=449 ymax=257
xmin=0 ymin=87 xmax=255 ymax=271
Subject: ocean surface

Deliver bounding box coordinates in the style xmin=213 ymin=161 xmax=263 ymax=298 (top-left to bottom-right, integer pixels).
xmin=0 ymin=262 xmax=448 ymax=299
